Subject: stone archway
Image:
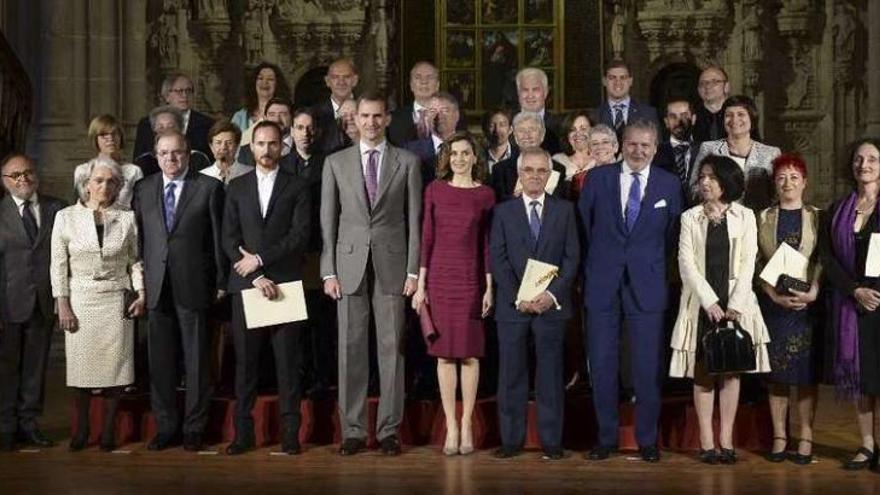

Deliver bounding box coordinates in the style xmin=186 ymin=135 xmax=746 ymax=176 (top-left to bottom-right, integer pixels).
xmin=648 ymin=62 xmax=702 ymax=114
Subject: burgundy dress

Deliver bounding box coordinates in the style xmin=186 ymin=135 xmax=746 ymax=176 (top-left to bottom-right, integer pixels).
xmin=420 ymin=180 xmax=495 ymax=358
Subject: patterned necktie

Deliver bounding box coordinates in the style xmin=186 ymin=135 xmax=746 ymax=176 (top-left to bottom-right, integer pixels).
xmin=673 ymin=143 xmax=690 ymax=186
xmin=21 ymin=199 xmax=38 ymax=243
xmin=625 ymin=172 xmax=641 ymax=232
xmin=164 ymin=182 xmax=177 ymax=232
xmin=416 ymin=109 xmax=430 ymax=140
xmin=529 ymin=200 xmax=541 ymax=246
xmin=364 ymin=149 xmax=379 ymax=206
xmin=613 ymin=104 xmax=625 ymax=131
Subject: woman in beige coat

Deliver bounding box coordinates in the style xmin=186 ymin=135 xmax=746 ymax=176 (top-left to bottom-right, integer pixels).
xmin=670 ymin=154 xmax=771 ymax=465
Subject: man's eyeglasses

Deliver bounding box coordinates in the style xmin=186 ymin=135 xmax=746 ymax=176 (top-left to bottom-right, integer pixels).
xmin=169 ymin=87 xmax=194 ymax=96
xmin=3 ymin=170 xmax=35 ymax=181
xmin=698 ymin=79 xmax=726 ymax=88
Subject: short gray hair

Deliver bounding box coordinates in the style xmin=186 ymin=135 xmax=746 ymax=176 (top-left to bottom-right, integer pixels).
xmin=516 ymin=147 xmax=552 ymax=171
xmin=587 ymin=124 xmax=619 ymax=147
xmin=622 ymin=118 xmax=660 ymax=145
xmin=76 ymin=157 xmax=123 ymax=205
xmin=149 ymin=105 xmax=184 ymax=132
xmin=515 ymin=67 xmax=549 ymax=92
xmin=512 ymin=111 xmax=545 ymax=132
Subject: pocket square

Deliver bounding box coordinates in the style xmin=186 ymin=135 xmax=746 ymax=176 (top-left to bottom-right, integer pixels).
xmin=654 ymin=199 xmax=667 ymax=208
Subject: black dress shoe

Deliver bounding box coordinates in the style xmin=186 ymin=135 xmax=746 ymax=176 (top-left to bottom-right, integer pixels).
xmin=68 ymin=430 xmax=89 ymax=452
xmin=99 ymin=431 xmax=115 ymax=452
xmin=281 ymin=428 xmax=301 ymax=455
xmin=18 ymin=428 xmax=55 ymax=448
xmin=493 ymin=446 xmax=521 ymax=459
xmin=790 ymin=453 xmax=813 ymax=465
xmin=843 ymin=447 xmax=875 ymax=470
xmin=640 ymin=446 xmax=661 ymax=463
xmin=379 ymin=435 xmax=402 ymax=456
xmin=586 ymin=445 xmax=617 ymax=460
xmin=718 ymin=448 xmax=737 ymax=465
xmin=225 ymin=437 xmax=255 ymax=456
xmin=0 ymin=434 xmax=15 ymax=452
xmin=338 ymin=437 xmax=367 ymax=456
xmin=698 ymin=449 xmax=717 ymax=465
xmin=542 ymin=448 xmax=564 ymax=460
xmin=147 ymin=433 xmax=178 ymax=451
xmin=183 ymin=433 xmax=204 ymax=452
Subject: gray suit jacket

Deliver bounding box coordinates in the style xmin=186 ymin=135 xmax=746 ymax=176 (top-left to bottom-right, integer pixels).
xmin=0 ymin=194 xmax=67 ymax=323
xmin=320 ymin=143 xmax=422 ymax=295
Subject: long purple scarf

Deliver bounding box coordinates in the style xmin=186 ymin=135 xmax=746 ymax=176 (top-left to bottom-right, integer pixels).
xmin=830 ymin=192 xmax=876 ymax=399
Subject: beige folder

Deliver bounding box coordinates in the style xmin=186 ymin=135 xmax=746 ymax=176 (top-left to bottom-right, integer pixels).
xmin=516 ymin=259 xmax=559 ymax=305
xmin=758 ymin=242 xmax=809 ymax=286
xmin=241 ymin=280 xmax=308 ymax=329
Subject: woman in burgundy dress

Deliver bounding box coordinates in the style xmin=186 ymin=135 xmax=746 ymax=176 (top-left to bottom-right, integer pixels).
xmin=412 ymin=131 xmax=495 ymax=456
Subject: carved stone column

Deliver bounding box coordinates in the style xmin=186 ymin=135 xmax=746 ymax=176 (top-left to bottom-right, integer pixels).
xmin=122 ymin=0 xmax=148 ymax=136
xmin=866 ymin=0 xmax=880 ymax=135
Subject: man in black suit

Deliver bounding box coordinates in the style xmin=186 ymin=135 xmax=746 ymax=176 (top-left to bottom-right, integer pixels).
xmin=491 ymin=112 xmax=567 ymax=202
xmin=313 ymin=58 xmax=359 ymax=155
xmin=652 ymin=98 xmax=700 ymax=204
xmin=223 ymin=120 xmax=312 ymax=455
xmin=404 ymin=91 xmax=460 ymax=187
xmin=0 ymin=154 xmax=66 ymax=451
xmin=133 ymin=72 xmax=215 ymax=161
xmin=132 ymin=130 xmax=225 ymax=452
xmin=515 ymin=67 xmax=561 ymax=155
xmin=388 ymin=61 xmax=439 ymax=146
xmin=597 ymin=60 xmax=659 ymax=141
xmin=134 ymin=106 xmax=211 ymax=177
xmin=693 ymin=66 xmax=730 ymax=143
xmin=238 ymin=97 xmax=295 ymax=168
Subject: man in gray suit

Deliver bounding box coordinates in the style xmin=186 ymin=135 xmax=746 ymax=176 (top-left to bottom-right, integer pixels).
xmin=0 ymin=154 xmax=66 ymax=451
xmin=320 ymin=93 xmax=422 ymax=456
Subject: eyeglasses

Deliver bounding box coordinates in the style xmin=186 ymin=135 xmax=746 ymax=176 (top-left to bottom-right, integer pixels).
xmin=521 ymin=167 xmax=550 ymax=176
xmin=169 ymin=87 xmax=194 ymax=95
xmin=698 ymin=79 xmax=727 ymax=88
xmin=157 ymin=150 xmax=188 ymax=160
xmin=3 ymin=170 xmax=35 ymax=181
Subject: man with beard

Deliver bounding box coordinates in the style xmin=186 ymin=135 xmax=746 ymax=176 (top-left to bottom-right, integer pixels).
xmin=692 ymin=66 xmax=731 ymax=143
xmin=652 ymin=98 xmax=700 ymax=205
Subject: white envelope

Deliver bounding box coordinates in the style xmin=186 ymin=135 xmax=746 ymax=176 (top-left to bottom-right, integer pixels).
xmin=654 ymin=199 xmax=667 ymax=208
xmin=866 ymin=233 xmax=880 ymax=277
xmin=516 ymin=259 xmax=559 ymax=305
xmin=241 ymin=280 xmax=308 ymax=329
xmin=759 ymin=242 xmax=809 ymax=286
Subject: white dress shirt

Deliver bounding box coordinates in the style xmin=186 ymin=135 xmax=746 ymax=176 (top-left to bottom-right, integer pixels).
xmin=181 ymin=109 xmax=191 ymax=133
xmin=11 ymin=193 xmax=40 ymax=228
xmin=412 ymin=101 xmax=428 ymax=123
xmin=619 ymin=161 xmax=651 ymax=219
xmin=431 ymin=133 xmax=443 ymax=155
xmin=282 ymin=135 xmax=293 ymax=157
xmin=255 ymin=166 xmax=278 ymax=218
xmin=162 ymin=169 xmax=188 ymax=208
xmin=359 ymin=140 xmax=388 ymax=181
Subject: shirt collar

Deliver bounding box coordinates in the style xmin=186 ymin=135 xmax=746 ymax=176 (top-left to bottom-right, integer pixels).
xmin=413 ymin=101 xmax=428 ymax=115
xmin=621 ymin=161 xmax=650 ymax=180
xmin=608 ymin=96 xmax=631 ymax=109
xmin=255 ymin=165 xmax=279 ymax=181
xmin=431 ymin=134 xmax=444 ymax=152
xmin=162 ymin=169 xmax=188 ymax=187
xmin=11 ymin=192 xmax=38 ymax=208
xmin=670 ymin=136 xmax=689 ymax=147
xmin=522 ymin=192 xmax=546 ymax=210
xmin=359 ymin=140 xmax=388 ymax=157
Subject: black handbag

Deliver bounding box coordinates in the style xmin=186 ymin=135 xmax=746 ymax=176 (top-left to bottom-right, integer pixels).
xmin=701 ymin=320 xmax=757 ymax=374
xmin=122 ymin=289 xmax=139 ymax=320
xmin=775 ymin=274 xmax=811 ymax=295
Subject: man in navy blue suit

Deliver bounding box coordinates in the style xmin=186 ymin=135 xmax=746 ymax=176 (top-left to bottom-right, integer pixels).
xmin=490 ymin=147 xmax=580 ymax=460
xmin=578 ymin=119 xmax=682 ymax=463
xmin=597 ymin=60 xmax=659 ymax=142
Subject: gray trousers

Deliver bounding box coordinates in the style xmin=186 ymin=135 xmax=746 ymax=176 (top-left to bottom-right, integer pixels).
xmin=337 ymin=264 xmax=405 ymax=442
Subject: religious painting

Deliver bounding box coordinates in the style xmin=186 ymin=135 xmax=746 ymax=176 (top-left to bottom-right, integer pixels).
xmin=481 ymin=0 xmax=517 ymax=25
xmin=446 ymin=1 xmax=475 ymax=25
xmin=446 ymin=30 xmax=476 ymax=68
xmin=482 ymin=30 xmax=519 ymax=108
xmin=446 ymin=72 xmax=477 ymax=111
xmin=524 ymin=0 xmax=553 ymax=24
xmin=524 ymin=29 xmax=553 ymax=67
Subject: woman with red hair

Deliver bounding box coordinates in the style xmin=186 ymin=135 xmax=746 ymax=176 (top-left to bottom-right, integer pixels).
xmin=756 ymin=153 xmax=822 ymax=465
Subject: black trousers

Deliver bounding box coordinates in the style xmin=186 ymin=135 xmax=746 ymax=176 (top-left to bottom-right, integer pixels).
xmin=0 ymin=307 xmax=53 ymax=434
xmin=231 ymin=293 xmax=303 ymax=435
xmin=148 ymin=282 xmax=212 ymax=436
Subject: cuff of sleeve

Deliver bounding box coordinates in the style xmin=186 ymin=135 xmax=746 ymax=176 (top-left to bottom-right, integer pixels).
xmin=322 ymin=274 xmax=337 ymax=281
xmin=407 ymin=273 xmax=419 ymax=280
xmin=545 ymin=290 xmax=561 ymax=310
xmin=252 ymin=275 xmax=265 ymax=286
xmin=256 ymin=254 xmax=264 ymax=267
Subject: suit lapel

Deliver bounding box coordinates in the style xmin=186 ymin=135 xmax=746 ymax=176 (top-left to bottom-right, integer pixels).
xmin=264 ymin=170 xmax=289 ymax=220
xmin=153 ymin=174 xmax=170 ymax=238
xmin=33 ymin=199 xmax=53 ymax=247
xmin=610 ymin=163 xmax=626 ymax=234
xmin=171 ymin=171 xmax=199 ymax=232
xmin=1 ymin=197 xmax=29 ymax=244
xmin=374 ymin=145 xmax=401 ymax=208
xmin=535 ymin=197 xmax=558 ymax=254
xmin=345 ymin=147 xmax=370 ymax=214
xmin=630 ymin=169 xmax=658 ymax=234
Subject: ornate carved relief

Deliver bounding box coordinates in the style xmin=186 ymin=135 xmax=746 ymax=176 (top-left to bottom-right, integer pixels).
xmin=635 ymin=0 xmax=731 ymax=65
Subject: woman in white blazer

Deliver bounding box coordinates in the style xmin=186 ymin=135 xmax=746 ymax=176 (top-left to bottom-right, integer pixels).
xmin=692 ymin=95 xmax=781 ymax=211
xmin=670 ymin=154 xmax=771 ymax=465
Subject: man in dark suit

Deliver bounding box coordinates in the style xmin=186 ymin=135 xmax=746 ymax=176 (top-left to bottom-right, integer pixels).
xmin=597 ymin=60 xmax=659 ymax=142
xmin=134 ymin=106 xmax=211 ymax=177
xmin=133 ymin=72 xmax=215 ymax=161
xmin=652 ymin=98 xmax=700 ymax=204
xmin=238 ymin=97 xmax=295 ymax=168
xmin=0 ymin=154 xmax=66 ymax=451
xmin=489 ymin=147 xmax=579 ymax=460
xmin=404 ymin=91 xmax=461 ymax=187
xmin=491 ymin=111 xmax=567 ymax=202
xmin=388 ymin=61 xmax=439 ymax=146
xmin=578 ymin=119 xmax=683 ymax=463
xmin=515 ymin=67 xmax=561 ymax=155
xmin=132 ymin=130 xmax=225 ymax=452
xmin=313 ymin=58 xmax=359 ymax=155
xmin=693 ymin=66 xmax=730 ymax=143
xmin=223 ymin=121 xmax=312 ymax=455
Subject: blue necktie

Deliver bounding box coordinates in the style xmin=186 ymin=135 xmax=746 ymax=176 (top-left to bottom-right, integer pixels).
xmin=625 ymin=172 xmax=641 ymax=232
xmin=529 ymin=200 xmax=541 ymax=246
xmin=164 ymin=182 xmax=177 ymax=232
xmin=613 ymin=104 xmax=625 ymax=130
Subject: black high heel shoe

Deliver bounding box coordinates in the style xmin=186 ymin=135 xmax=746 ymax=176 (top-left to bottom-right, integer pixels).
xmin=99 ymin=431 xmax=115 ymax=452
xmin=843 ymin=447 xmax=875 ymax=470
xmin=698 ymin=449 xmax=718 ymax=465
xmin=719 ymin=448 xmax=737 ymax=465
xmin=69 ymin=429 xmax=89 ymax=452
xmin=789 ymin=439 xmax=812 ymax=465
xmin=766 ymin=436 xmax=787 ymax=463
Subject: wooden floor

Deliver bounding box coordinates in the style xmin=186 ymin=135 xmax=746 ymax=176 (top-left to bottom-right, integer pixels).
xmin=2 ymin=369 xmax=879 ymax=494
